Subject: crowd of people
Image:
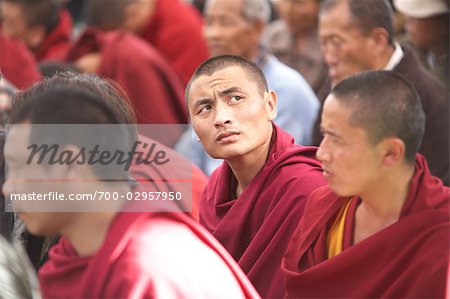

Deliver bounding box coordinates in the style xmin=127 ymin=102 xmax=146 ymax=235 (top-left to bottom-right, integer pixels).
xmin=0 ymin=0 xmax=448 ymax=298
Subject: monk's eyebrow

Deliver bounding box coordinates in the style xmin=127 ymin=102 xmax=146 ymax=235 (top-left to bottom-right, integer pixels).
xmin=321 ymin=127 xmax=341 ymax=139
xmin=219 ymin=87 xmax=243 ymax=97
xmin=193 ymin=98 xmax=213 ymax=109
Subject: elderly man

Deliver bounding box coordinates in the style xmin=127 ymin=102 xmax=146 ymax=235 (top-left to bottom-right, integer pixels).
xmin=187 ymin=55 xmax=326 ymax=297
xmin=312 ymin=0 xmax=449 ymax=186
xmin=178 ymin=0 xmax=319 ymax=175
xmin=283 ymin=71 xmax=449 ymax=298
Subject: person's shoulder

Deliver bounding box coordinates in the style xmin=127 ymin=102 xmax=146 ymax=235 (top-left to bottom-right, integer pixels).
xmin=303 ymin=186 xmax=342 ymax=218
xmin=111 ymin=215 xmax=248 ymax=298
xmin=269 ymin=145 xmax=326 ymax=189
xmin=264 ymin=56 xmax=316 ymax=96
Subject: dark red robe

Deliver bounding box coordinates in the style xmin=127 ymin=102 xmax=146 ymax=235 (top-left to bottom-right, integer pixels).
xmin=138 ymin=0 xmax=209 ymax=85
xmin=283 ymin=155 xmax=450 ymax=298
xmin=39 ymin=210 xmax=260 ymax=298
xmin=0 ymin=35 xmax=42 ymax=89
xmin=200 ymin=124 xmax=326 ymax=298
xmin=66 ymin=28 xmax=188 ymax=128
xmin=34 ymin=9 xmax=72 ymax=62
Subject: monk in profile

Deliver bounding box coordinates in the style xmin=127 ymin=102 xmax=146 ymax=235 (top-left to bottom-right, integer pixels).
xmin=283 ymin=70 xmax=449 ymax=298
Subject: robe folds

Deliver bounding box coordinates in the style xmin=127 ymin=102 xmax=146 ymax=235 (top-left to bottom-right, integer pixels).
xmin=66 ymin=28 xmax=188 ymax=127
xmin=139 ymin=0 xmax=209 ymax=85
xmin=0 ymin=35 xmax=42 ymax=89
xmin=200 ymin=124 xmax=326 ymax=298
xmin=283 ymin=155 xmax=450 ymax=298
xmin=39 ymin=210 xmax=260 ymax=298
xmin=34 ymin=9 xmax=72 ymax=62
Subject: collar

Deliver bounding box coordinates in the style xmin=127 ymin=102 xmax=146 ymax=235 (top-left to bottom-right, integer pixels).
xmin=383 ymin=42 xmax=404 ymax=70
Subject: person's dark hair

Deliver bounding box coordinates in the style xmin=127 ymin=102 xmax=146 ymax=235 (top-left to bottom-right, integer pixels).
xmin=85 ymin=0 xmax=133 ymax=30
xmin=12 ymin=72 xmax=138 ymax=125
xmin=38 ymin=61 xmax=81 ymax=78
xmin=4 ymin=0 xmax=62 ymax=33
xmin=331 ymin=70 xmax=425 ymax=163
xmin=10 ymin=87 xmax=120 ymax=125
xmin=9 ymin=86 xmax=134 ymax=180
xmin=320 ymin=0 xmax=394 ymax=45
xmin=186 ymin=54 xmax=268 ymax=100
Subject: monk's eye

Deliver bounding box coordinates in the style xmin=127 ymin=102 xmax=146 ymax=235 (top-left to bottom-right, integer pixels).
xmin=198 ymin=105 xmax=212 ymax=115
xmin=228 ymin=96 xmax=242 ymax=104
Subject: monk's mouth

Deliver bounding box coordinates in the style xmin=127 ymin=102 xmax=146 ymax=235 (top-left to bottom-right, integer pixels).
xmin=216 ymin=132 xmax=239 ymax=141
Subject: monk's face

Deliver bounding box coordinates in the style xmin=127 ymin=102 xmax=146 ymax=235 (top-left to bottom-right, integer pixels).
xmin=3 ymin=124 xmax=78 ymax=236
xmin=187 ymin=65 xmax=277 ymax=161
xmin=316 ymin=95 xmax=385 ymax=197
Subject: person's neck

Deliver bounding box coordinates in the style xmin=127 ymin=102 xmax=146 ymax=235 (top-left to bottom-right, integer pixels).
xmin=62 ymin=183 xmax=129 ymax=256
xmin=354 ymin=163 xmax=415 ymax=242
xmin=227 ymin=126 xmax=273 ymax=197
xmin=376 ymin=43 xmax=396 ymax=69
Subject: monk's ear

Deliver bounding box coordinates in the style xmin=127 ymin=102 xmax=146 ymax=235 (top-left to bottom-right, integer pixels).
xmin=264 ymin=90 xmax=277 ymax=121
xmin=368 ymin=27 xmax=390 ymax=57
xmin=25 ymin=25 xmax=46 ymax=49
xmin=381 ymin=137 xmax=405 ymax=167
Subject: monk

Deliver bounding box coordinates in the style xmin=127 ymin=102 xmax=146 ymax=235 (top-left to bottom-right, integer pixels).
xmin=1 ymin=0 xmax=72 ymax=62
xmin=283 ymin=71 xmax=449 ymax=298
xmin=85 ymin=0 xmax=209 ymax=85
xmin=66 ymin=28 xmax=188 ymax=146
xmin=186 ymin=55 xmax=326 ymax=298
xmin=4 ymin=78 xmax=259 ymax=298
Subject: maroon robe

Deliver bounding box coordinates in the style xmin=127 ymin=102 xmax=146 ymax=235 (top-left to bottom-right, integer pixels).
xmin=0 ymin=35 xmax=42 ymax=89
xmin=283 ymin=155 xmax=450 ymax=298
xmin=35 ymin=9 xmax=72 ymax=62
xmin=139 ymin=0 xmax=209 ymax=85
xmin=200 ymin=124 xmax=326 ymax=298
xmin=66 ymin=28 xmax=188 ymax=127
xmin=39 ymin=210 xmax=260 ymax=298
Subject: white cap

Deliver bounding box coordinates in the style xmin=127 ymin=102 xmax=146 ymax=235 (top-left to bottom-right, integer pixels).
xmin=394 ymin=0 xmax=449 ymax=18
